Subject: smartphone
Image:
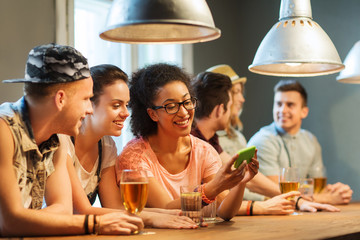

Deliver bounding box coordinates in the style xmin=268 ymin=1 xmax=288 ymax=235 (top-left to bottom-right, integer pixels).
xmin=234 ymin=146 xmax=256 ymax=168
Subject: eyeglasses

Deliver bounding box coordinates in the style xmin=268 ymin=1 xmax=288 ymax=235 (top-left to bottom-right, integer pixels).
xmin=151 ymin=97 xmax=197 ymax=114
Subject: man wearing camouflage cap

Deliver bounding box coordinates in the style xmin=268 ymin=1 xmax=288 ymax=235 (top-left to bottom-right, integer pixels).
xmin=0 ymin=44 xmax=143 ymax=236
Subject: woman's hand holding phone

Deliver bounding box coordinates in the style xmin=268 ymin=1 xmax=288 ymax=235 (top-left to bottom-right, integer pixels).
xmin=234 ymin=146 xmax=256 ymax=168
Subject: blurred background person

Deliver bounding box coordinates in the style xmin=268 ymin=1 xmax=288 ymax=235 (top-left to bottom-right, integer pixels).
xmin=207 ymin=64 xmax=278 ymax=201
xmin=193 ymin=68 xmax=339 ymax=213
xmin=248 ymin=80 xmax=353 ymax=205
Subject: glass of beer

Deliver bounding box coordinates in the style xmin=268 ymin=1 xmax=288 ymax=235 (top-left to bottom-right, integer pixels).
xmin=279 ymin=167 xmax=300 ymax=200
xmin=311 ymin=166 xmax=327 ymax=194
xmin=120 ymin=169 xmax=148 ymax=234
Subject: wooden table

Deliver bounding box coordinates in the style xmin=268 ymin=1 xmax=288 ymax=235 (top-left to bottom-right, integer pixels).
xmin=5 ymin=203 xmax=360 ymax=240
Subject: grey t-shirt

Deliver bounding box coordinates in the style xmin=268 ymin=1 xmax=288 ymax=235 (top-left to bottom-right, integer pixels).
xmin=248 ymin=122 xmax=324 ymax=178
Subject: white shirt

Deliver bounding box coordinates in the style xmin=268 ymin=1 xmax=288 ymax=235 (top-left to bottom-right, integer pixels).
xmin=61 ymin=134 xmax=117 ymax=195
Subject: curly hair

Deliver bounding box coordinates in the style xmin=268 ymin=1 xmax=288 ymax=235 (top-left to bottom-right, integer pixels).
xmin=192 ymin=71 xmax=232 ymax=119
xmin=129 ymin=63 xmax=193 ymax=138
xmin=90 ymin=64 xmax=128 ymax=106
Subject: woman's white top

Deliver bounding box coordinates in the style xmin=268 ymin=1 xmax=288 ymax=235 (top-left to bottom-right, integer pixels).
xmin=61 ymin=134 xmax=117 ymax=195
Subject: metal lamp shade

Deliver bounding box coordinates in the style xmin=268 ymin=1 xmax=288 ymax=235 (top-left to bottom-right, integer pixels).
xmin=249 ymin=0 xmax=344 ymax=77
xmin=337 ymin=41 xmax=360 ymax=83
xmin=99 ymin=0 xmax=221 ymax=44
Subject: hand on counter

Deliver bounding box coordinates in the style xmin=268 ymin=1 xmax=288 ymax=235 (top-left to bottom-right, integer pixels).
xmin=313 ymin=182 xmax=353 ymax=205
xmin=298 ymin=199 xmax=340 ymax=212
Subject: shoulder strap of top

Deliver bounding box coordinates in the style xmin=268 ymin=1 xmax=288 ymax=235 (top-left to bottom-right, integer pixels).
xmin=97 ymin=139 xmax=102 ymax=178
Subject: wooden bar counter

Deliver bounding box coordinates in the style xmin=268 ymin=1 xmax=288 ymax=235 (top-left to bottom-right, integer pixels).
xmin=5 ymin=203 xmax=360 ymax=240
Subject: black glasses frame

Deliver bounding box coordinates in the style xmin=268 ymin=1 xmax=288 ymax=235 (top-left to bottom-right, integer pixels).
xmin=151 ymin=97 xmax=197 ymax=114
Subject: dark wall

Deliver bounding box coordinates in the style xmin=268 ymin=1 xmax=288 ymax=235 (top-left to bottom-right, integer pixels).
xmin=194 ymin=0 xmax=360 ymax=200
xmin=0 ymin=0 xmax=55 ymax=103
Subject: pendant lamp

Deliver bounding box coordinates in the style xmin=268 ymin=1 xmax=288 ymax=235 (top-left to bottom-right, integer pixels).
xmin=337 ymin=41 xmax=360 ymax=83
xmin=99 ymin=0 xmax=221 ymax=44
xmin=248 ymin=0 xmax=344 ymax=77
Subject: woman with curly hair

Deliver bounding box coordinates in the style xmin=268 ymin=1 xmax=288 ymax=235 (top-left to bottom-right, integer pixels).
xmin=116 ymin=63 xmax=259 ymax=221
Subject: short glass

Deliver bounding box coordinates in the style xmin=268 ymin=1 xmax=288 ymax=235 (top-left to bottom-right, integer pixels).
xmin=299 ymin=178 xmax=314 ymax=200
xmin=180 ymin=185 xmax=202 ymax=225
xmin=201 ymin=199 xmax=217 ymax=223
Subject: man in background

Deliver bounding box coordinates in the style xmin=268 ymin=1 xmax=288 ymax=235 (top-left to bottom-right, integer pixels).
xmin=248 ymin=80 xmax=353 ymax=205
xmin=191 ymin=71 xmax=339 ymax=213
xmin=191 ymin=69 xmax=281 ymax=200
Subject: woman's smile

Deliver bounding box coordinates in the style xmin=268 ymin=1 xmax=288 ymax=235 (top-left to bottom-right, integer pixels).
xmin=174 ymin=118 xmax=190 ymax=128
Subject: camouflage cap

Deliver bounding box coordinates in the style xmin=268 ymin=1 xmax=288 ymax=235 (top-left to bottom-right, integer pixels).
xmin=3 ymin=43 xmax=90 ymax=83
xmin=206 ymin=64 xmax=247 ymax=85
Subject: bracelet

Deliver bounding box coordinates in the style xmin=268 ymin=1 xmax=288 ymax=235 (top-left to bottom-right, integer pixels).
xmin=200 ymin=184 xmax=216 ymax=206
xmin=295 ymin=196 xmax=303 ymax=210
xmin=92 ymin=215 xmax=98 ymax=235
xmin=84 ymin=214 xmax=90 ymax=234
xmin=250 ymin=201 xmax=256 ymax=216
xmin=246 ymin=201 xmax=252 ymax=216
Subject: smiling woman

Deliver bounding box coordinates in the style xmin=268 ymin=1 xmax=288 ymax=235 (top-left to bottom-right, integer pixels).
xmin=88 ymin=65 xmax=130 ymax=138
xmin=116 ymin=63 xmax=259 ymax=221
xmin=64 ymin=64 xmax=130 ymax=207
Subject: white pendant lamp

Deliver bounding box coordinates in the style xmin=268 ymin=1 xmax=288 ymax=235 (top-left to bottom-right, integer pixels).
xmin=337 ymin=41 xmax=360 ymax=83
xmin=248 ymin=0 xmax=344 ymax=77
xmin=99 ymin=0 xmax=221 ymax=44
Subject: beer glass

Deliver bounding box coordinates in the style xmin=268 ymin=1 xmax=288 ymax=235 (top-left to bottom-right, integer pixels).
xmin=279 ymin=167 xmax=300 ymax=200
xmin=311 ymin=166 xmax=327 ymax=194
xmin=120 ymin=169 xmax=149 ymax=215
xmin=280 ymin=167 xmax=300 ymax=215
